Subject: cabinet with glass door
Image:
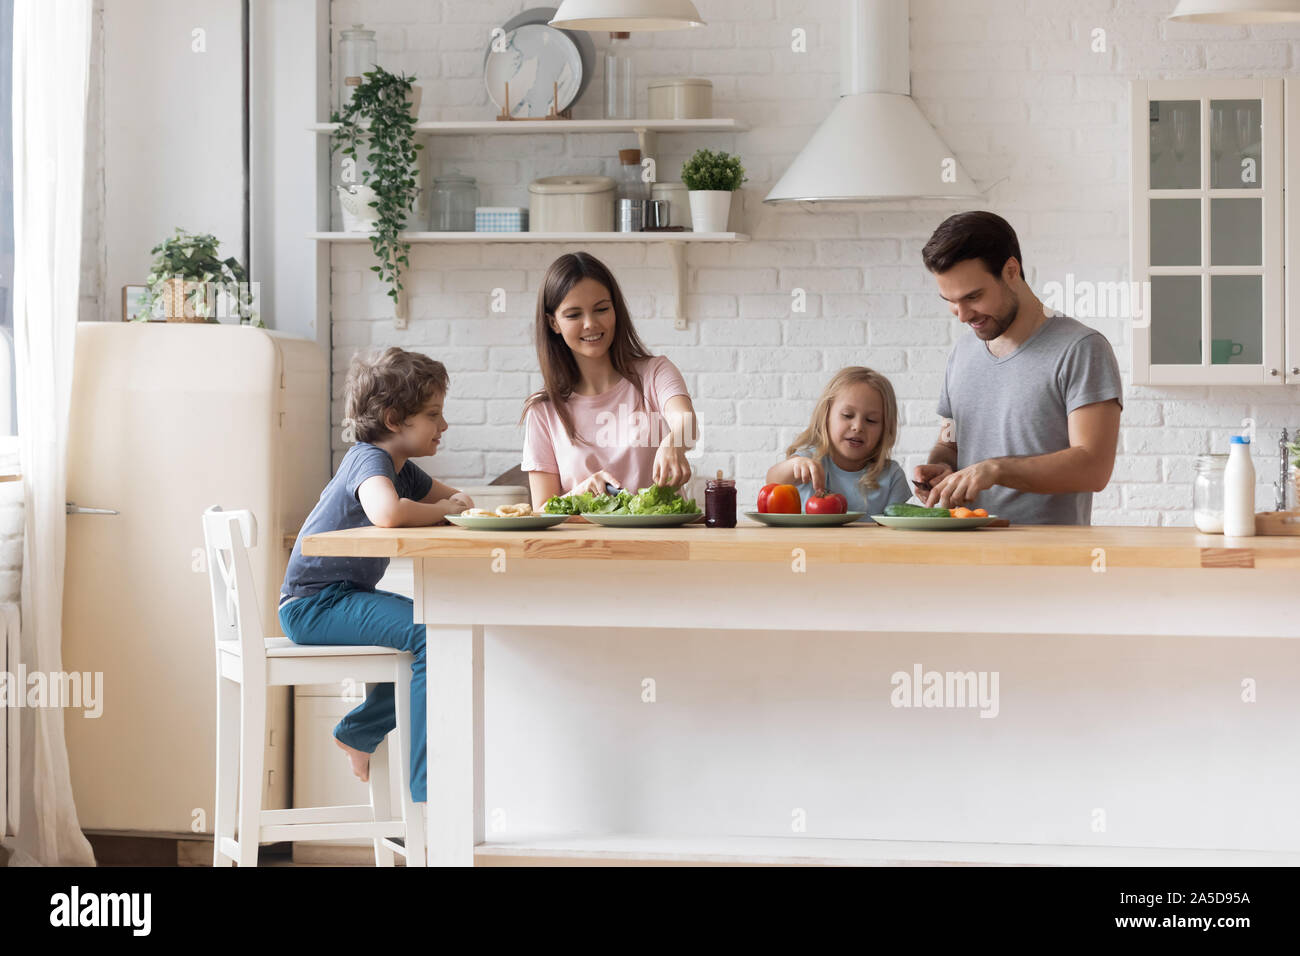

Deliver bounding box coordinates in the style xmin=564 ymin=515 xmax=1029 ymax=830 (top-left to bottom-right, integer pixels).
xmin=1130 ymin=78 xmax=1288 ymax=385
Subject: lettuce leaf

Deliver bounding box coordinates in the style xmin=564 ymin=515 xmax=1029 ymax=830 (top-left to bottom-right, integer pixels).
xmin=543 ymin=484 xmax=699 ymax=515
xmin=627 ymin=484 xmax=700 ymax=515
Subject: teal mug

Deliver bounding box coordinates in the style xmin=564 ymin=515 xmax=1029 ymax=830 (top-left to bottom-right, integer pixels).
xmin=1211 ymin=338 xmax=1244 ymax=364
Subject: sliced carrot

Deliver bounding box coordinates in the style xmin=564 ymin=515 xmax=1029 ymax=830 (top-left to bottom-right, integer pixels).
xmin=973 ymin=508 xmax=988 ymax=517
xmin=952 ymin=507 xmax=974 ymax=519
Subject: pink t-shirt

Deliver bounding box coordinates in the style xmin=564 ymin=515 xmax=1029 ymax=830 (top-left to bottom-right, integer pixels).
xmin=521 ymin=355 xmax=690 ymax=493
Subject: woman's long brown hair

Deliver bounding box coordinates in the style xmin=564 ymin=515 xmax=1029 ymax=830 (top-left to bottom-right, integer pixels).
xmin=518 ymin=251 xmax=654 ymax=446
xmin=784 ymin=367 xmax=900 ymax=495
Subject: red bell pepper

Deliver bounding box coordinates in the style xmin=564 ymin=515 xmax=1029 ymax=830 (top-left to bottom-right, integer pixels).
xmin=757 ymin=483 xmax=801 ymax=514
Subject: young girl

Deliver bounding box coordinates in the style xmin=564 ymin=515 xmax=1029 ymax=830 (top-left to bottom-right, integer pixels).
xmin=519 ymin=251 xmax=700 ymax=510
xmin=766 ymin=366 xmax=913 ymax=518
xmin=279 ymin=347 xmax=474 ymax=805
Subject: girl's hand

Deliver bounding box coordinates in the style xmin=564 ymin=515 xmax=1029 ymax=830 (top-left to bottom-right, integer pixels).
xmin=653 ymin=438 xmax=691 ymax=489
xmin=789 ymin=456 xmax=826 ymax=495
xmin=447 ymin=492 xmax=474 ymax=512
xmin=568 ymin=470 xmax=624 ymax=498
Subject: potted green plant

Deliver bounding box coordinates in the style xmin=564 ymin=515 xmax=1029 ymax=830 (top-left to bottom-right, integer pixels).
xmin=330 ymin=66 xmax=423 ymax=311
xmin=133 ymin=228 xmax=262 ymax=325
xmin=680 ymin=148 xmax=747 ymax=233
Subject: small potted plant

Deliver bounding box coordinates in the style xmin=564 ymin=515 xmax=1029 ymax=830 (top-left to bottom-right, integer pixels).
xmin=681 ymin=148 xmax=747 ymax=233
xmin=133 ymin=228 xmax=262 ymax=325
xmin=330 ymin=66 xmax=423 ymax=311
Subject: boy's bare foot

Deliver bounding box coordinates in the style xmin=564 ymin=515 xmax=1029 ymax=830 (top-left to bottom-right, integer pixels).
xmin=335 ymin=737 xmax=370 ymax=783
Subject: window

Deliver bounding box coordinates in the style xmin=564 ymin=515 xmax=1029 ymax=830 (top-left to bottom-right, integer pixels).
xmin=0 ymin=0 xmax=15 ymax=436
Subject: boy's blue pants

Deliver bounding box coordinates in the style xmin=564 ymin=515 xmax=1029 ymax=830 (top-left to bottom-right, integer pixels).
xmin=279 ymin=581 xmax=426 ymax=803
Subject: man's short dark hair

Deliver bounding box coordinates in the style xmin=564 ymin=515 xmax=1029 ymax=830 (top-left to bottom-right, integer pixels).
xmin=921 ymin=211 xmax=1025 ymax=280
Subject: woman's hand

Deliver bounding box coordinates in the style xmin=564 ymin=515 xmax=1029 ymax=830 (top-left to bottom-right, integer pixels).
xmin=567 ymin=470 xmax=624 ymax=498
xmin=652 ymin=437 xmax=692 ymax=489
xmin=788 ymin=456 xmax=826 ymax=495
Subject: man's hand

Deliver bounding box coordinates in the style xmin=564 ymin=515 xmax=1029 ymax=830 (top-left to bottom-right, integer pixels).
xmin=912 ymin=462 xmax=953 ymax=498
xmin=924 ymin=460 xmax=1001 ymax=508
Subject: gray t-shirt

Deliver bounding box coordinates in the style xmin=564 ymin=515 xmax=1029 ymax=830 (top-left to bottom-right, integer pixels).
xmin=936 ymin=311 xmax=1122 ymax=525
xmin=792 ymin=445 xmax=913 ymax=520
xmin=280 ymin=442 xmax=433 ymax=603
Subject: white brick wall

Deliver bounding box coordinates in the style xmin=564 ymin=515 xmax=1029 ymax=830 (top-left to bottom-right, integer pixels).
xmin=322 ymin=0 xmax=1300 ymax=525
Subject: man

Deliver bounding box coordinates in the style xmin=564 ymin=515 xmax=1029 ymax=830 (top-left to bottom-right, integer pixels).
xmin=914 ymin=211 xmax=1123 ymax=525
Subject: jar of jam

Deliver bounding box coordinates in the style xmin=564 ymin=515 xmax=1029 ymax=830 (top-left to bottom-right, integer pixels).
xmin=705 ymin=470 xmax=736 ymax=528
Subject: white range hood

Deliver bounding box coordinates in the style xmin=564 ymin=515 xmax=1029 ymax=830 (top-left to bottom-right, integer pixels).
xmin=765 ymin=0 xmax=981 ymax=203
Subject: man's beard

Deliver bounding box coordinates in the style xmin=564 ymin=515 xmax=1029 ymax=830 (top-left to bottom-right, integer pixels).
xmin=972 ymin=285 xmax=1019 ymax=340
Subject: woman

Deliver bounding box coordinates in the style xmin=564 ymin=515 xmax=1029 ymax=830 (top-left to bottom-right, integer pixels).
xmin=520 ymin=252 xmax=699 ymax=510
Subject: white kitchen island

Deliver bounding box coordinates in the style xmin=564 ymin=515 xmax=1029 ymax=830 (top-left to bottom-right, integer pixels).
xmin=302 ymin=521 xmax=1300 ymax=867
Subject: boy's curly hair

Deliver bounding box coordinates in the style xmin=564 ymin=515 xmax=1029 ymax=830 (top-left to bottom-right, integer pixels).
xmin=342 ymin=347 xmax=449 ymax=444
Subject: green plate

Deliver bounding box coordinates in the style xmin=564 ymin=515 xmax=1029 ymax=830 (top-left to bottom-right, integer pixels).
xmin=445 ymin=513 xmax=570 ymax=531
xmin=580 ymin=512 xmax=704 ymax=527
xmin=743 ymin=511 xmax=867 ymax=527
xmin=870 ymin=515 xmax=998 ymax=531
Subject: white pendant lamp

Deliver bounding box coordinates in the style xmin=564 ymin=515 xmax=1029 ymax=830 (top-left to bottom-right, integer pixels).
xmin=549 ymin=0 xmax=706 ymax=31
xmin=1169 ymin=0 xmax=1300 ymax=21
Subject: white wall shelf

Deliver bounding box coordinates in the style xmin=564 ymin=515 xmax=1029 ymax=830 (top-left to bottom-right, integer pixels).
xmin=312 ymin=117 xmax=748 ymax=178
xmin=309 ymin=230 xmax=747 ymax=242
xmin=309 ymin=118 xmax=748 ymax=135
xmin=313 ymin=232 xmax=749 ymax=331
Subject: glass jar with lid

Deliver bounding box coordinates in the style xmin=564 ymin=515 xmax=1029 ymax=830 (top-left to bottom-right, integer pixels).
xmin=705 ymin=470 xmax=736 ymax=528
xmin=337 ymin=25 xmax=377 ymax=113
xmin=1193 ymin=453 xmax=1228 ymax=533
xmin=430 ymin=174 xmax=479 ymax=232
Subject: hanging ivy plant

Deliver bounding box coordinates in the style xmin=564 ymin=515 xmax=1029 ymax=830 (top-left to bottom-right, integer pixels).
xmin=330 ymin=67 xmax=423 ymax=310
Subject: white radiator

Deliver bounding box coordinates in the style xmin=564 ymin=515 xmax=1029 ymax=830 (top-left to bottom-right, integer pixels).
xmin=1 ymin=602 xmax=18 ymax=838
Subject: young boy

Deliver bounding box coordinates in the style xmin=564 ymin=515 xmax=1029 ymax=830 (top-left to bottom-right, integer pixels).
xmin=279 ymin=347 xmax=473 ymax=804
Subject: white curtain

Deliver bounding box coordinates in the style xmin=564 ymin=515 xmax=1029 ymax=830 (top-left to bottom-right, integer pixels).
xmin=2 ymin=0 xmax=96 ymax=866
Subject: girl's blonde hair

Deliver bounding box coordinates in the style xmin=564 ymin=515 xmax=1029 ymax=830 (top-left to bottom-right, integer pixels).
xmin=343 ymin=347 xmax=449 ymax=444
xmin=784 ymin=367 xmax=899 ymax=496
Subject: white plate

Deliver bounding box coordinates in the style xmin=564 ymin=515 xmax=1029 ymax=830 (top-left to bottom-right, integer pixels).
xmin=503 ymin=7 xmax=596 ymax=105
xmin=484 ymin=24 xmax=582 ymax=117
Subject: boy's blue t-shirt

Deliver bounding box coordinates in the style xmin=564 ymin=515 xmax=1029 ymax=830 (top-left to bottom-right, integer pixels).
xmin=281 ymin=442 xmax=433 ymax=604
xmin=790 ymin=445 xmax=913 ymax=519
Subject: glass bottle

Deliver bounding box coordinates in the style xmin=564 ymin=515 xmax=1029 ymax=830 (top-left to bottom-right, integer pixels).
xmin=617 ymin=148 xmax=645 ymax=201
xmin=605 ymin=32 xmax=634 ymax=120
xmin=705 ymin=471 xmax=737 ymax=528
xmin=1192 ymin=454 xmax=1227 ymax=534
xmin=338 ymin=25 xmax=378 ymax=113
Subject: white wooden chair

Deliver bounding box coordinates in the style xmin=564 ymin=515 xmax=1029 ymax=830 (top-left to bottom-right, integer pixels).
xmin=202 ymin=505 xmax=426 ymax=867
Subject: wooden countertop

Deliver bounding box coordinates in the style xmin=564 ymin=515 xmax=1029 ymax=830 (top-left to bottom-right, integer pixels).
xmin=301 ymin=520 xmax=1300 ymax=569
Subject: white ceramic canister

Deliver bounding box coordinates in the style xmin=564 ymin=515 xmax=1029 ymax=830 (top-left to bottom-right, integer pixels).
xmin=529 ymin=175 xmax=617 ymax=232
xmin=647 ymin=77 xmax=713 ymax=120
xmin=651 ymin=182 xmax=690 ymax=229
xmin=1223 ymin=435 xmax=1256 ymax=537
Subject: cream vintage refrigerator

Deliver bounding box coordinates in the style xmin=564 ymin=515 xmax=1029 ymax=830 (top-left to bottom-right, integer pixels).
xmin=61 ymin=322 xmax=328 ymax=835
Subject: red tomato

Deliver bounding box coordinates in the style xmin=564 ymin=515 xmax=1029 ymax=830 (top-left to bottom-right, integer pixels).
xmin=806 ymin=492 xmax=848 ymax=514
xmin=757 ymin=483 xmax=801 ymax=514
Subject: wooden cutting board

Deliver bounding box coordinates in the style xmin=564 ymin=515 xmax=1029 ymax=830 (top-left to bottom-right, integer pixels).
xmin=1256 ymin=511 xmax=1300 ymax=535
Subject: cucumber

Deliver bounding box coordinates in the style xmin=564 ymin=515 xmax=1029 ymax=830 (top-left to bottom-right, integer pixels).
xmin=884 ymin=502 xmax=950 ymax=518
